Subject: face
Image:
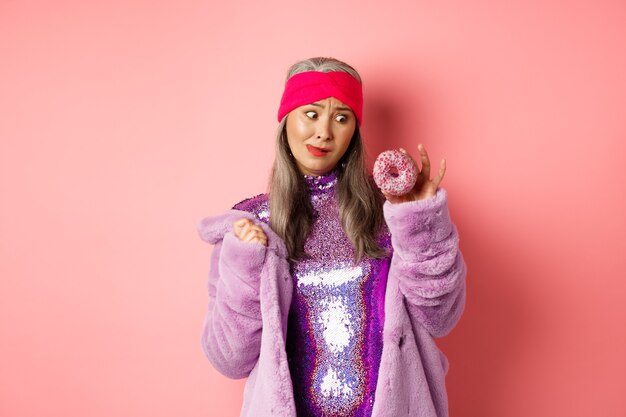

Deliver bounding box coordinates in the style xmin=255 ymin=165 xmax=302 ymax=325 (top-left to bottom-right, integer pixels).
xmin=285 ymin=97 xmax=357 ymax=176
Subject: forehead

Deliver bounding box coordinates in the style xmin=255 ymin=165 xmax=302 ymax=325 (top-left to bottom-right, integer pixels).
xmin=306 ymin=97 xmax=353 ymax=111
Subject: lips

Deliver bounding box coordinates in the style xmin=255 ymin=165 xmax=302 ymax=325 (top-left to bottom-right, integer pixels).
xmin=306 ymin=144 xmax=330 ymax=157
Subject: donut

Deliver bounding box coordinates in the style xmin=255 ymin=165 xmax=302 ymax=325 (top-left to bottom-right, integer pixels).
xmin=373 ymin=150 xmax=417 ymax=196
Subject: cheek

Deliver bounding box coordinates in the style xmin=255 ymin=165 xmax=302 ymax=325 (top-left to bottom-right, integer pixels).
xmin=337 ymin=127 xmax=355 ymax=151
xmin=287 ymin=116 xmax=311 ymax=140
xmin=285 ymin=123 xmax=300 ymax=152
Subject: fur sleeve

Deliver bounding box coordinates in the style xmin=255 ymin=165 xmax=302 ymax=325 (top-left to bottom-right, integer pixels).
xmin=199 ymin=229 xmax=267 ymax=379
xmin=383 ymin=187 xmax=467 ymax=338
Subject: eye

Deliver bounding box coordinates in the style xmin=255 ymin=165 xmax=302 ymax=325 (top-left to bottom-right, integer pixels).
xmin=305 ymin=111 xmax=318 ymax=119
xmin=335 ymin=114 xmax=348 ymax=123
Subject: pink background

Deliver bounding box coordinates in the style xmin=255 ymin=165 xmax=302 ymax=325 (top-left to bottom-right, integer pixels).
xmin=1 ymin=0 xmax=625 ymax=416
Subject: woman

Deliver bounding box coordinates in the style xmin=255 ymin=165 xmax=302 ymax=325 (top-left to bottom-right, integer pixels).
xmin=197 ymin=57 xmax=467 ymax=417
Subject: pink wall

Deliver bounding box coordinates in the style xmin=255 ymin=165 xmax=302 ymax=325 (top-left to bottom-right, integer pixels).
xmin=1 ymin=0 xmax=625 ymax=416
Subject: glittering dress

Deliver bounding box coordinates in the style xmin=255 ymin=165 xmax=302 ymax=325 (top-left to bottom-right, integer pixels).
xmin=233 ymin=170 xmax=392 ymax=417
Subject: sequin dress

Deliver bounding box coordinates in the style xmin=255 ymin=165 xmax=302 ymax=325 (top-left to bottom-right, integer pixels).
xmin=233 ymin=170 xmax=392 ymax=417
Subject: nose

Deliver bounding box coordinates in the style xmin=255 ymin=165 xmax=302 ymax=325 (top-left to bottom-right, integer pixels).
xmin=316 ymin=117 xmax=333 ymax=141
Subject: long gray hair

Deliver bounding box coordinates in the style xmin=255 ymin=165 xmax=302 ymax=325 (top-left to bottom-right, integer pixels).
xmin=269 ymin=57 xmax=388 ymax=264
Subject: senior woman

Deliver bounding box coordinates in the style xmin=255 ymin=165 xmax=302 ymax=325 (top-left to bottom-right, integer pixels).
xmin=197 ymin=56 xmax=466 ymax=417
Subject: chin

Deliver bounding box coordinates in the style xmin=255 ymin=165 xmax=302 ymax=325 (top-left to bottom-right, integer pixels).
xmin=297 ymin=156 xmax=339 ymax=176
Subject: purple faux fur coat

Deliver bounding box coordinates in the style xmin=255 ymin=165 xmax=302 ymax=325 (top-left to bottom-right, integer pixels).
xmin=197 ymin=187 xmax=466 ymax=417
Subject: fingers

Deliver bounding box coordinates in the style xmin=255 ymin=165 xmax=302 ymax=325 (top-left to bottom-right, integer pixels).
xmin=233 ymin=219 xmax=250 ymax=240
xmin=232 ymin=218 xmax=268 ymax=246
xmin=418 ymin=144 xmax=446 ymax=188
xmin=243 ymin=226 xmax=267 ymax=245
xmin=382 ymin=191 xmax=396 ymax=203
xmin=398 ymin=144 xmax=446 ymax=193
xmin=399 ymin=145 xmax=430 ymax=179
xmin=417 ymin=144 xmax=431 ymax=179
xmin=232 ymin=218 xmax=249 ymax=233
xmin=432 ymin=158 xmax=446 ymax=188
xmin=409 ymin=144 xmax=446 ymax=185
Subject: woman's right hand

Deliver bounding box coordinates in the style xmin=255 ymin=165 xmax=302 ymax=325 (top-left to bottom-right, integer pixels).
xmin=233 ymin=218 xmax=268 ymax=247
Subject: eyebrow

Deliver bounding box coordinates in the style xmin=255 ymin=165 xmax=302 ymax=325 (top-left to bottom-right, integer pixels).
xmin=310 ymin=102 xmax=353 ymax=112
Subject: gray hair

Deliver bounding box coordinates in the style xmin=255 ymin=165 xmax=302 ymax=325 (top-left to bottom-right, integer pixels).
xmin=284 ymin=56 xmax=362 ymax=87
xmin=269 ymin=57 xmax=387 ymax=263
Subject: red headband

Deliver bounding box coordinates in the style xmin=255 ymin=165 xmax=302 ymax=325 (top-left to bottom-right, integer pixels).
xmin=277 ymin=71 xmax=363 ymax=126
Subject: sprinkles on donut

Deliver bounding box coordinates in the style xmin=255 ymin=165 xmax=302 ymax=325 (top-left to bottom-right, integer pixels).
xmin=373 ymin=149 xmax=418 ymax=196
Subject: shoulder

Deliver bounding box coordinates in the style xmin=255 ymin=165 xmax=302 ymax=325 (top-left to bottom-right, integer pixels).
xmin=232 ymin=193 xmax=270 ymax=224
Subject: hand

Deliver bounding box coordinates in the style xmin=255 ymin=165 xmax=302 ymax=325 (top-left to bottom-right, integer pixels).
xmin=383 ymin=144 xmax=446 ymax=204
xmin=233 ymin=218 xmax=268 ymax=246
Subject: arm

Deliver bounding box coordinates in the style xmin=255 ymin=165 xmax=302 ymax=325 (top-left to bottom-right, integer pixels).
xmin=200 ymin=231 xmax=267 ymax=379
xmin=384 ymin=187 xmax=467 ymax=338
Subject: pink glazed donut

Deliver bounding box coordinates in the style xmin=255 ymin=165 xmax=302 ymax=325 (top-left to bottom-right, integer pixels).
xmin=373 ymin=150 xmax=418 ymax=196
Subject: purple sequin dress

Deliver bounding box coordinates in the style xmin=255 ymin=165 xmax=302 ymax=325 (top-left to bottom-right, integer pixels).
xmin=233 ymin=170 xmax=392 ymax=417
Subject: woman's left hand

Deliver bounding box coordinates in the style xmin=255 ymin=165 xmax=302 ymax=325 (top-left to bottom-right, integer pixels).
xmin=383 ymin=144 xmax=446 ymax=204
